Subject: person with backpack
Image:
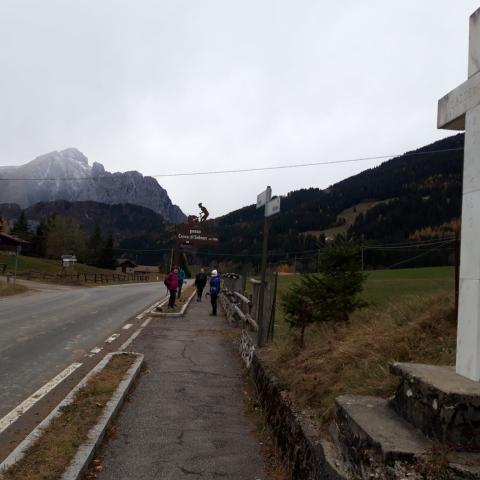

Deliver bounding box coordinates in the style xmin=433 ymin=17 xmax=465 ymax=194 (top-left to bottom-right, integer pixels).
xmin=177 ymin=267 xmax=186 ymax=299
xmin=209 ymin=269 xmax=221 ymax=316
xmin=164 ymin=267 xmax=179 ymax=308
xmin=195 ymin=268 xmax=207 ymax=301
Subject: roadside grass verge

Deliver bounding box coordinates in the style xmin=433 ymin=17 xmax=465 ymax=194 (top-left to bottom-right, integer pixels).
xmin=0 ymin=354 xmax=136 ymax=480
xmin=0 ymin=282 xmax=29 ymax=297
xmin=263 ymin=292 xmax=456 ymax=426
xmin=155 ymin=286 xmax=196 ymax=314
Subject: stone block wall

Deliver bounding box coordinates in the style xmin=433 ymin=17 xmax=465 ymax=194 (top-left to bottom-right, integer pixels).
xmin=239 ymin=331 xmax=335 ymax=480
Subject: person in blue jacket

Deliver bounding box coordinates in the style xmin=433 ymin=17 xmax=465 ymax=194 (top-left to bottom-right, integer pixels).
xmin=209 ymin=269 xmax=221 ymax=316
xmin=177 ymin=267 xmax=186 ymax=299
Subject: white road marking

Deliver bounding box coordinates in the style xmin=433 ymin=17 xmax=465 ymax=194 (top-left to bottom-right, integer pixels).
xmin=90 ymin=347 xmax=103 ymax=354
xmin=120 ymin=328 xmax=143 ymax=351
xmin=122 ymin=323 xmax=133 ymax=330
xmin=105 ymin=333 xmax=120 ymax=344
xmin=136 ymin=314 xmax=144 ymax=320
xmin=141 ymin=317 xmax=152 ymax=328
xmin=0 ymin=362 xmax=82 ymax=434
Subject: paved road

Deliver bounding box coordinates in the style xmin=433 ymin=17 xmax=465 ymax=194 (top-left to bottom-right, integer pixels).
xmin=0 ymin=282 xmax=165 ymax=420
xmin=98 ymin=295 xmax=266 ymax=479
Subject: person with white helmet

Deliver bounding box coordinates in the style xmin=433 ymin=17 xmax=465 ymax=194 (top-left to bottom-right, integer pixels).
xmin=209 ymin=269 xmax=221 ymax=316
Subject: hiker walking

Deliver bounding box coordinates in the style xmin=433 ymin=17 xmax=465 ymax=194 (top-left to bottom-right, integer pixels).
xmin=164 ymin=267 xmax=179 ymax=308
xmin=195 ymin=268 xmax=207 ymax=301
xmin=178 ymin=267 xmax=186 ymax=299
xmin=209 ymin=269 xmax=221 ymax=316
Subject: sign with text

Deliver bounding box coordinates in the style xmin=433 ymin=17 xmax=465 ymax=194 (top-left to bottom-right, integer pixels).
xmin=265 ymin=197 xmax=281 ymax=217
xmin=257 ymin=187 xmax=271 ymax=209
xmin=176 ymin=224 xmax=219 ymax=246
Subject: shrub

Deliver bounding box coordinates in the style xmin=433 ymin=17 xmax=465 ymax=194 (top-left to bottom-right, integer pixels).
xmin=281 ymin=242 xmax=367 ymax=347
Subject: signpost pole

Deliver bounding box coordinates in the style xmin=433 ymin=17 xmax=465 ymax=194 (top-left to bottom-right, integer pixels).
xmin=257 ymin=186 xmax=271 ymax=346
xmin=256 ymin=185 xmax=280 ymax=347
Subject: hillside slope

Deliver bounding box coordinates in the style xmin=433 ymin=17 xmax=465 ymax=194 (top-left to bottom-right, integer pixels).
xmin=214 ymin=134 xmax=464 ymax=255
xmin=0 ymin=200 xmax=167 ymax=240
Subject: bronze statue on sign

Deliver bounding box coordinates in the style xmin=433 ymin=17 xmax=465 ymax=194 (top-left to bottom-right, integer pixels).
xmin=185 ymin=203 xmax=210 ymax=225
xmin=198 ymin=203 xmax=209 ymax=222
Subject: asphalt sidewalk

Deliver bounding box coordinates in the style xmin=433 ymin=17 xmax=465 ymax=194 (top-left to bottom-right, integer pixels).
xmin=97 ymin=293 xmax=267 ymax=479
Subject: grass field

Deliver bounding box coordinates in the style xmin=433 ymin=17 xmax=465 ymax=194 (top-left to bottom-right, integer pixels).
xmin=261 ymin=266 xmax=457 ymax=426
xmin=269 ymin=266 xmax=454 ymax=337
xmin=0 ymin=252 xmax=121 ymax=276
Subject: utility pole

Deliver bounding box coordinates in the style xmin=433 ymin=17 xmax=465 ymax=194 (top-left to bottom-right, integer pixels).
xmin=256 ymin=186 xmax=280 ymax=347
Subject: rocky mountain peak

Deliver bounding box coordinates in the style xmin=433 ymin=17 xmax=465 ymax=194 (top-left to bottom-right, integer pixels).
xmin=0 ymin=149 xmax=185 ymax=223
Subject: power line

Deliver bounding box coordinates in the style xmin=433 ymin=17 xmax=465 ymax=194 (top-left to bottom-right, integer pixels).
xmin=385 ymin=244 xmax=451 ymax=269
xmin=0 ymin=147 xmax=464 ymax=181
xmin=365 ymin=239 xmax=456 ymax=250
xmin=112 ymin=238 xmax=456 ymax=258
xmin=364 ymin=236 xmax=456 ymax=248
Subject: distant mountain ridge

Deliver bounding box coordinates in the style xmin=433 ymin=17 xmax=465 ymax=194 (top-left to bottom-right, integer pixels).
xmin=0 ymin=148 xmax=185 ymax=224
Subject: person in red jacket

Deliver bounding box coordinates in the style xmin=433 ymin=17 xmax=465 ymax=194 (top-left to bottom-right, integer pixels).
xmin=164 ymin=267 xmax=179 ymax=308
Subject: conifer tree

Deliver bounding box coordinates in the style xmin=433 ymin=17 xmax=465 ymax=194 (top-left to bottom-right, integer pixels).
xmin=281 ymin=242 xmax=367 ymax=347
xmin=11 ymin=211 xmax=31 ymax=240
xmin=98 ymin=234 xmax=116 ymax=269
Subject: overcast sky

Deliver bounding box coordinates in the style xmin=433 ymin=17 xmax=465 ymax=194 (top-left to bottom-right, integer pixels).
xmin=0 ymin=1 xmax=476 ymax=218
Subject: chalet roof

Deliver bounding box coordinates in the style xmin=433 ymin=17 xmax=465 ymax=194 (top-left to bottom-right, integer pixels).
xmin=118 ymin=259 xmax=138 ymax=267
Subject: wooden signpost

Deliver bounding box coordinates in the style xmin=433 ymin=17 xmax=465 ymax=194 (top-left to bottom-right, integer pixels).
xmin=173 ymin=204 xmax=219 ymax=268
xmin=256 ymin=186 xmax=281 ymax=346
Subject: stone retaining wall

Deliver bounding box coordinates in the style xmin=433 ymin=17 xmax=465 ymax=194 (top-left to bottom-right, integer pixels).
xmin=239 ymin=331 xmax=330 ymax=480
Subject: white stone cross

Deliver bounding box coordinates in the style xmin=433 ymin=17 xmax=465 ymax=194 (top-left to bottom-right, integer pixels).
xmin=438 ymin=8 xmax=480 ymax=381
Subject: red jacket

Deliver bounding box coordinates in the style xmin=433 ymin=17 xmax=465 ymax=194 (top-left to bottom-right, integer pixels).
xmin=165 ymin=271 xmax=179 ymax=290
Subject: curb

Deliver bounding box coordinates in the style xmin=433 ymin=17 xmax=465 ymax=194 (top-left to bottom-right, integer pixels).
xmin=150 ymin=289 xmax=196 ymax=317
xmin=0 ymin=352 xmax=144 ymax=480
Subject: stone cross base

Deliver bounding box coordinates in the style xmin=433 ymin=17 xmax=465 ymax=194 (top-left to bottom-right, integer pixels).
xmin=390 ymin=362 xmax=480 ymax=449
xmin=324 ymin=363 xmax=480 ymax=479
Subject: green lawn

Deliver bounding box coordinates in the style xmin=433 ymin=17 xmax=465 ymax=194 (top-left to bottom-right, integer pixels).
xmin=268 ymin=266 xmax=454 ymax=337
xmin=0 ymin=253 xmax=121 ymax=276
xmin=362 ymin=266 xmax=454 ymax=307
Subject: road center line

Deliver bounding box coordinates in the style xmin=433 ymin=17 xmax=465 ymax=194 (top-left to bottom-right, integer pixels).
xmin=0 ymin=362 xmax=82 ymax=434
xmin=105 ymin=333 xmax=120 ymax=344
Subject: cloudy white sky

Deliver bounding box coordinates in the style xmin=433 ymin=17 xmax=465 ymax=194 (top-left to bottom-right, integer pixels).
xmin=0 ymin=1 xmax=476 ymax=217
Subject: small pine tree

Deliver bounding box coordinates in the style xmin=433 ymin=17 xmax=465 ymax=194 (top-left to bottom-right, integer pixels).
xmin=281 ymin=242 xmax=367 ymax=347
